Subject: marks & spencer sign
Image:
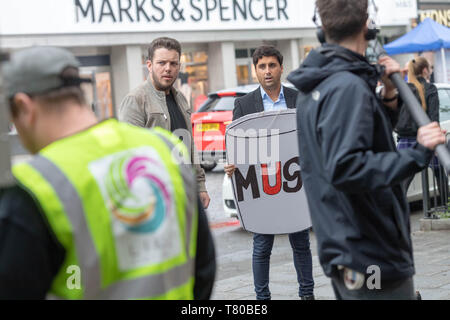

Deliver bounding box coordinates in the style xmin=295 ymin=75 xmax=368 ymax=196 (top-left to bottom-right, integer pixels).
xmin=0 ymin=0 xmax=311 ymax=35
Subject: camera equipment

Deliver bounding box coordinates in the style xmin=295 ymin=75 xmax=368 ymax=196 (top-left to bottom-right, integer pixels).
xmin=312 ymin=7 xmax=326 ymax=44
xmin=365 ymin=19 xmax=380 ymax=41
xmin=312 ymin=6 xmax=380 ymax=44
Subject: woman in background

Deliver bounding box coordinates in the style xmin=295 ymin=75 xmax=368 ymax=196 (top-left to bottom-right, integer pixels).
xmin=395 ymin=57 xmax=446 ymax=200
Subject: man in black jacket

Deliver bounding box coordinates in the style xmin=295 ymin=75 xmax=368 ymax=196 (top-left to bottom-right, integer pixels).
xmin=225 ymin=45 xmax=315 ymax=300
xmin=287 ymin=0 xmax=446 ymax=300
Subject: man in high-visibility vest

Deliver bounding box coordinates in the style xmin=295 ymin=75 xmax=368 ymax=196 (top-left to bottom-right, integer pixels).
xmin=0 ymin=46 xmax=216 ymax=300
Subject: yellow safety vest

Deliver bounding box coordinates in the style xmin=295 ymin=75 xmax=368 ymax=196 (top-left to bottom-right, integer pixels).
xmin=13 ymin=119 xmax=198 ymax=300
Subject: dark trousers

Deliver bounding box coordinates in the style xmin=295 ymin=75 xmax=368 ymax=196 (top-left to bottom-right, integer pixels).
xmin=252 ymin=229 xmax=314 ymax=300
xmin=331 ymin=274 xmax=416 ymax=300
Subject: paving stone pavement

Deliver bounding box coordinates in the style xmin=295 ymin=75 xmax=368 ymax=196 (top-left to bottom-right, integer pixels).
xmin=211 ymin=212 xmax=450 ymax=300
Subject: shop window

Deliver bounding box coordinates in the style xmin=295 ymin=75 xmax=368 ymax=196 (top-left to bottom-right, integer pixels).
xmin=76 ymin=55 xmax=114 ymax=120
xmin=303 ymin=46 xmax=314 ymax=59
xmin=237 ymin=64 xmax=250 ymax=85
xmin=235 ymin=49 xmax=249 ymax=59
xmin=95 ymin=72 xmax=114 ymax=119
xmin=80 ymin=69 xmax=114 ymax=120
xmin=236 ymin=64 xmax=259 ymax=86
xmin=235 ymin=48 xmax=258 ymax=86
xmin=141 ymin=53 xmax=150 ymax=80
xmin=235 ymin=48 xmax=257 ymax=59
xmin=178 ymin=51 xmax=209 ymax=112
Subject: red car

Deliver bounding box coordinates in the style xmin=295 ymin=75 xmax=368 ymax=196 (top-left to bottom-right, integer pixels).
xmin=191 ymin=85 xmax=259 ymax=171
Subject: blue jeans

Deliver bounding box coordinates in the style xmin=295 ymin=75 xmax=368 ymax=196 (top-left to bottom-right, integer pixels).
xmin=252 ymin=229 xmax=314 ymax=300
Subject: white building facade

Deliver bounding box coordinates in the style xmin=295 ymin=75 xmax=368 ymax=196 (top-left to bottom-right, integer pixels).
xmin=0 ymin=0 xmax=418 ymax=117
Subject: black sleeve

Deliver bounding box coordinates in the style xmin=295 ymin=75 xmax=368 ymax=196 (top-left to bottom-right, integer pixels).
xmin=393 ymin=84 xmax=421 ymax=135
xmin=426 ymin=84 xmax=440 ymax=123
xmin=233 ymin=99 xmax=243 ymax=121
xmin=385 ymin=82 xmax=413 ymax=129
xmin=193 ymin=197 xmax=216 ymax=300
xmin=383 ymin=96 xmax=402 ymax=129
xmin=319 ymin=82 xmax=433 ymax=194
xmin=0 ymin=186 xmax=65 ymax=300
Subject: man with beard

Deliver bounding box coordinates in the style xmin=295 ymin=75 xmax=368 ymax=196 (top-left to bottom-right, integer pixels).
xmin=119 ymin=37 xmax=210 ymax=209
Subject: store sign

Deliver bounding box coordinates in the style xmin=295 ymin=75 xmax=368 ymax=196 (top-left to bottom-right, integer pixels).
xmin=373 ymin=0 xmax=417 ymax=26
xmin=0 ymin=0 xmax=417 ymax=35
xmin=419 ymin=9 xmax=450 ymax=27
xmin=74 ymin=0 xmax=290 ymax=23
xmin=0 ymin=0 xmax=314 ymax=35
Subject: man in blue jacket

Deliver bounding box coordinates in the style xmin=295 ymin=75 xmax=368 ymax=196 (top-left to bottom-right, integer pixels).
xmin=288 ymin=0 xmax=446 ymax=300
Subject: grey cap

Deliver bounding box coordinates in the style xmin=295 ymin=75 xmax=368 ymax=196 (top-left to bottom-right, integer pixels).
xmin=3 ymin=46 xmax=81 ymax=98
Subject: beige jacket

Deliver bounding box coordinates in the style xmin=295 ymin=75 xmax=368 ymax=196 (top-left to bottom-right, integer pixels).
xmin=119 ymin=79 xmax=206 ymax=193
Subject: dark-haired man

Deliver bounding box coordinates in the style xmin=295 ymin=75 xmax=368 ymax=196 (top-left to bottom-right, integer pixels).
xmin=225 ymin=45 xmax=315 ymax=300
xmin=288 ymin=0 xmax=446 ymax=299
xmin=119 ymin=37 xmax=210 ymax=209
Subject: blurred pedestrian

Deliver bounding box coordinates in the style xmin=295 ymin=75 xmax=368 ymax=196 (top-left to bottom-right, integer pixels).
xmin=395 ymin=57 xmax=446 ymax=198
xmin=225 ymin=45 xmax=315 ymax=301
xmin=288 ymin=0 xmax=446 ymax=300
xmin=119 ymin=37 xmax=210 ymax=209
xmin=0 ymin=46 xmax=215 ymax=300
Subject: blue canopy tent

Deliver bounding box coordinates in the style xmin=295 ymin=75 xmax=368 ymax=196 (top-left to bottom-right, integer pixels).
xmin=384 ymin=18 xmax=450 ymax=83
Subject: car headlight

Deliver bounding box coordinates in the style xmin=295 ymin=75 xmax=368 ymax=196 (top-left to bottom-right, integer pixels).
xmin=225 ymin=199 xmax=236 ymax=209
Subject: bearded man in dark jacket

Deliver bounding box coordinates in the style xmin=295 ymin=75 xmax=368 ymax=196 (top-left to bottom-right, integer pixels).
xmin=287 ymin=0 xmax=446 ymax=300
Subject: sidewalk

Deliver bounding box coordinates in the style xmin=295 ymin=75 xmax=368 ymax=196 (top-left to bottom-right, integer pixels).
xmin=211 ymin=212 xmax=450 ymax=300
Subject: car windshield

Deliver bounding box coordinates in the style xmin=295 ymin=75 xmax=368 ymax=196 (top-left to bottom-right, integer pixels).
xmin=439 ymin=88 xmax=450 ymax=122
xmin=197 ymin=96 xmax=237 ymax=112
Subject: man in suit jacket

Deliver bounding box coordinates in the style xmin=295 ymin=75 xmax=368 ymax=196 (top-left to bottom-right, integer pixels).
xmin=225 ymin=45 xmax=315 ymax=300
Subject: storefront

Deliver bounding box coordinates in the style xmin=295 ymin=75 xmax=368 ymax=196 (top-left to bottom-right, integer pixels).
xmin=418 ymin=0 xmax=450 ymax=27
xmin=0 ymin=0 xmax=417 ymax=116
xmin=393 ymin=0 xmax=450 ymax=83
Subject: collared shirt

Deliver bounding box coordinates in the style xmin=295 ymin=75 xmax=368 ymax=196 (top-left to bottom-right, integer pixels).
xmin=260 ymin=86 xmax=288 ymax=112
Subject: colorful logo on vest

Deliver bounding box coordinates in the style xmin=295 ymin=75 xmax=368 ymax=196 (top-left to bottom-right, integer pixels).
xmin=105 ymin=154 xmax=172 ymax=233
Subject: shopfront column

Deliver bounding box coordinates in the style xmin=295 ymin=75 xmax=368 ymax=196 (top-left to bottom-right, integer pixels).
xmin=279 ymin=39 xmax=300 ymax=82
xmin=111 ymin=45 xmax=143 ymax=113
xmin=208 ymin=42 xmax=238 ymax=92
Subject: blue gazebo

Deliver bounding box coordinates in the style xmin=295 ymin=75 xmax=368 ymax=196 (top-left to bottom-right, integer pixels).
xmin=384 ymin=18 xmax=450 ymax=83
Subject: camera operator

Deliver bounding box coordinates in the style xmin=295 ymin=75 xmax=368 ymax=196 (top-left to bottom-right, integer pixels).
xmin=288 ymin=0 xmax=446 ymax=300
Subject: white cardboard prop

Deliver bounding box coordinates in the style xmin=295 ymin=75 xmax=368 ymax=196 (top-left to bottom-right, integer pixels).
xmin=225 ymin=109 xmax=312 ymax=234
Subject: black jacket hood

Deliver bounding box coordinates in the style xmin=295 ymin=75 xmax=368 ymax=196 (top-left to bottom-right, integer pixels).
xmin=288 ymin=44 xmax=381 ymax=94
xmin=291 ymin=43 xmax=431 ymax=281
